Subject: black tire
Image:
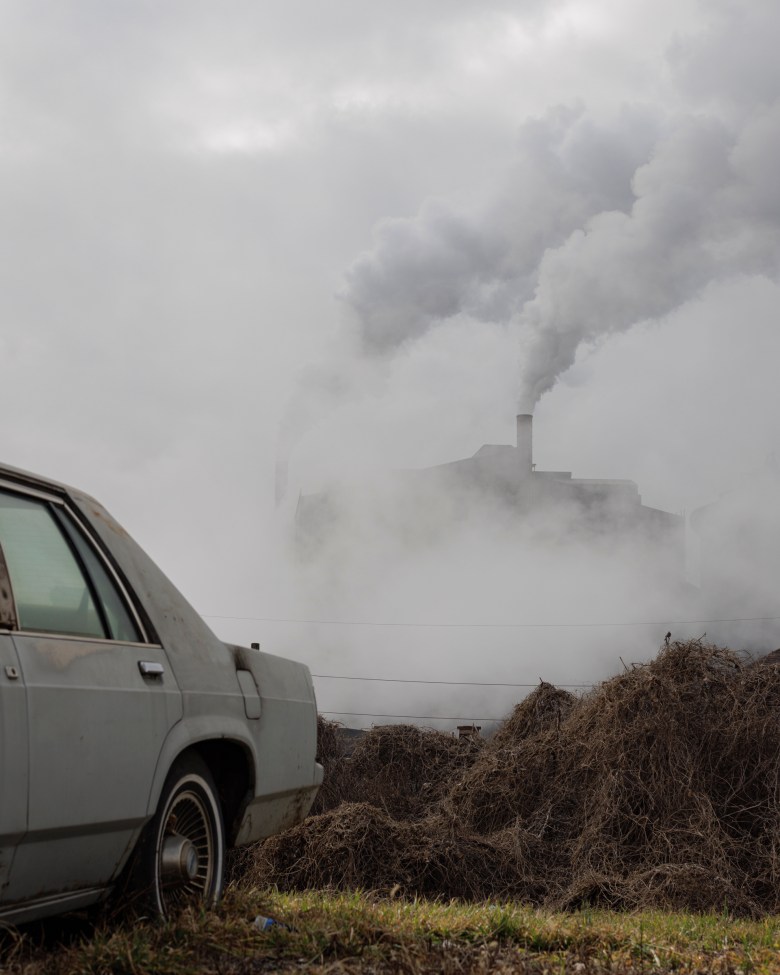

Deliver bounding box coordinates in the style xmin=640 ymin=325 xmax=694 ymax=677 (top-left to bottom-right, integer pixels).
xmin=133 ymin=753 xmax=225 ymax=918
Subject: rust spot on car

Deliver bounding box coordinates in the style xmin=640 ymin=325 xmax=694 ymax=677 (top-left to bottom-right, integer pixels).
xmin=88 ymin=504 xmax=129 ymax=538
xmin=33 ymin=639 xmax=107 ymax=671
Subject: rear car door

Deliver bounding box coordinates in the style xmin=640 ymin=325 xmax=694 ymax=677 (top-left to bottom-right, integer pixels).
xmin=0 ymin=556 xmax=26 ymax=897
xmin=0 ymin=485 xmax=182 ymax=905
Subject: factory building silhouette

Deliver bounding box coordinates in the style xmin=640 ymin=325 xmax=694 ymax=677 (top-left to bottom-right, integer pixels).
xmin=295 ymin=414 xmax=684 ymax=580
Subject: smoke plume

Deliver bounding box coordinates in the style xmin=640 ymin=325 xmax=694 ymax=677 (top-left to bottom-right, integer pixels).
xmin=277 ymin=4 xmax=780 ymax=728
xmin=341 ymin=6 xmax=780 ymax=408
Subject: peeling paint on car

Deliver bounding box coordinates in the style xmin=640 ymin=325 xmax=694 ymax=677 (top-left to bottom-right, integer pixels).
xmin=85 ymin=501 xmax=130 ymax=538
xmin=29 ymin=638 xmax=110 ymax=671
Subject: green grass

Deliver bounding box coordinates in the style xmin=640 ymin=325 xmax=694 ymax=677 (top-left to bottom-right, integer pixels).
xmin=4 ymin=887 xmax=780 ymax=973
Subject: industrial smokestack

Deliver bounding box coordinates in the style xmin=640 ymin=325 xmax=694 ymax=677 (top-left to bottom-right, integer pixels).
xmin=516 ymin=413 xmax=533 ymax=475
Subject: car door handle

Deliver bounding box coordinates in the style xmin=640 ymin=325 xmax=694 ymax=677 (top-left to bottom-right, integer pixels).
xmin=138 ymin=660 xmax=165 ymax=678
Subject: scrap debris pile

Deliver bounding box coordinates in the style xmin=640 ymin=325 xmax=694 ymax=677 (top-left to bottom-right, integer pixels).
xmin=246 ymin=640 xmax=780 ymax=915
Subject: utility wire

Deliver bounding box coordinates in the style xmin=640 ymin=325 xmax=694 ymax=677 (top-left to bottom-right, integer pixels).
xmin=320 ymin=710 xmax=502 ymax=721
xmin=203 ymin=613 xmax=780 ymax=629
xmin=312 ymin=674 xmax=592 ymax=687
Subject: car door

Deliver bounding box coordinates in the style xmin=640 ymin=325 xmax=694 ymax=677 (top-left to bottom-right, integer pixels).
xmin=0 ymin=554 xmax=27 ymax=898
xmin=0 ymin=485 xmax=182 ymax=905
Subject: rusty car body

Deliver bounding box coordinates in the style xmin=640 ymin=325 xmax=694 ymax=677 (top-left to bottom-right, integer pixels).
xmin=0 ymin=462 xmax=322 ymax=922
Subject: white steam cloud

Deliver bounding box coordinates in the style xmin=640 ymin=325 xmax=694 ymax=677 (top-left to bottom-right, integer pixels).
xmin=520 ymin=107 xmax=780 ymax=405
xmin=342 ymin=8 xmax=780 ymax=408
xmin=278 ymin=4 xmax=780 ymax=727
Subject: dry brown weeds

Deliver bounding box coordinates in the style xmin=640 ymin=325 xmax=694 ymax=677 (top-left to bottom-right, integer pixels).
xmin=320 ymin=723 xmax=484 ymax=820
xmin=249 ymin=640 xmax=780 ymax=916
xmin=310 ymin=715 xmax=348 ymax=815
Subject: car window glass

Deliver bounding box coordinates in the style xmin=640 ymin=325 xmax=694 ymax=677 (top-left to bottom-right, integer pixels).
xmin=57 ymin=514 xmax=142 ymax=643
xmin=0 ymin=491 xmax=105 ymax=639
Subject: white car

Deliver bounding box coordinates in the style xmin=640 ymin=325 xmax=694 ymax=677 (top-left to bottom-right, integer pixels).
xmin=0 ymin=463 xmax=322 ymax=923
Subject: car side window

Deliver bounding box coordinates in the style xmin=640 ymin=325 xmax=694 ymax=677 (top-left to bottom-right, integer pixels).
xmin=55 ymin=510 xmax=141 ymax=643
xmin=0 ymin=490 xmax=141 ymax=642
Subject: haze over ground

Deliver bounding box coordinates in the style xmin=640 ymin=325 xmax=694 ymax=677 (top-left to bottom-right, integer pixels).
xmin=1 ymin=1 xmax=778 ymax=727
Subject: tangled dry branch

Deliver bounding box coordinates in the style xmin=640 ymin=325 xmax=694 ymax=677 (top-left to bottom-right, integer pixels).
xmin=247 ymin=640 xmax=780 ymax=915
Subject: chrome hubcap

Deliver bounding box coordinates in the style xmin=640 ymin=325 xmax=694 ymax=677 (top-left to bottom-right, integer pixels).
xmin=157 ymin=785 xmax=216 ymax=913
xmin=161 ymin=834 xmax=200 ymax=883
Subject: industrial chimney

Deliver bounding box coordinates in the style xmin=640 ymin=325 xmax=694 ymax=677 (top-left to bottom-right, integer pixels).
xmin=516 ymin=414 xmax=533 ymax=475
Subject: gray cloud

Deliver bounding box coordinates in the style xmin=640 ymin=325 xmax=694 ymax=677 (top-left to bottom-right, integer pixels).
xmin=669 ymin=2 xmax=780 ymax=107
xmin=1 ymin=0 xmax=779 ymax=724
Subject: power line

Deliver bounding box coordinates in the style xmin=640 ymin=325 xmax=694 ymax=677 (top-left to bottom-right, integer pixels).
xmin=312 ymin=673 xmax=592 ymax=687
xmin=320 ymin=710 xmax=503 ymax=721
xmin=203 ymin=613 xmax=780 ymax=629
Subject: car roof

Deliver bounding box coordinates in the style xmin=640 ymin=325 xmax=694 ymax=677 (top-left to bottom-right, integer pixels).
xmin=0 ymin=461 xmax=82 ymax=500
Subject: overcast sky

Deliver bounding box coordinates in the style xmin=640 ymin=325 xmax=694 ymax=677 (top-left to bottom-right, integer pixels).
xmin=1 ymin=1 xmax=778 ymax=717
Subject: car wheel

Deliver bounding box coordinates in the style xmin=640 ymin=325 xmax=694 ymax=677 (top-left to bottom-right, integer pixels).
xmin=137 ymin=754 xmax=225 ymax=917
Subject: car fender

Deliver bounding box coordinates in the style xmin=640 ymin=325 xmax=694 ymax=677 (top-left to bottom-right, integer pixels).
xmin=146 ymin=715 xmax=258 ymax=819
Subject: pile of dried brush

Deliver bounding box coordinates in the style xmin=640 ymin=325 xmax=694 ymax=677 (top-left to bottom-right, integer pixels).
xmin=251 ymin=802 xmax=523 ymax=900
xmin=310 ymin=716 xmax=347 ymax=815
xmin=314 ymin=723 xmax=484 ymax=820
xmin=248 ymin=640 xmax=780 ymax=916
xmin=490 ymin=680 xmax=577 ymax=748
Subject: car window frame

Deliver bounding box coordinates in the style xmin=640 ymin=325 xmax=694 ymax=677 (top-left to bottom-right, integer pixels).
xmin=0 ymin=478 xmax=152 ymax=645
xmin=0 ymin=537 xmax=17 ymax=631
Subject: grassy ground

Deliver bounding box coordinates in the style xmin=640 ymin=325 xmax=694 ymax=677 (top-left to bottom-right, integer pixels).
xmin=3 ymin=887 xmax=780 ymax=974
